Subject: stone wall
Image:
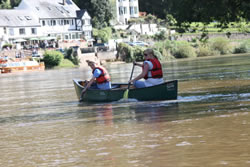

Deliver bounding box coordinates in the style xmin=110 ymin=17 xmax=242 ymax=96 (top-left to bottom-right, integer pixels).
xmin=177 ymin=32 xmax=250 ymax=41
xmin=77 ymin=50 xmax=117 ymax=68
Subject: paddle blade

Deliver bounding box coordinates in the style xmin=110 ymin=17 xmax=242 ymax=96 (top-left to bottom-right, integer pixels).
xmin=123 ymin=89 xmax=129 ymax=99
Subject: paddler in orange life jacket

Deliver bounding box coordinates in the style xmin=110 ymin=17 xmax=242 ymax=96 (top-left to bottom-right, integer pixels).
xmin=80 ymin=60 xmax=111 ymax=100
xmin=129 ymin=48 xmax=164 ymax=88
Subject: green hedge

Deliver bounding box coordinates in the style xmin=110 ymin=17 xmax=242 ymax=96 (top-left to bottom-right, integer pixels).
xmin=173 ymin=43 xmax=197 ymax=58
xmin=210 ymin=37 xmax=232 ymax=55
xmin=43 ymin=50 xmax=64 ymax=68
xmin=233 ymin=41 xmax=250 ymax=54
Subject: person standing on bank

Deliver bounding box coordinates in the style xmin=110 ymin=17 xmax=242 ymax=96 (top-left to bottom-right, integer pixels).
xmin=129 ymin=48 xmax=164 ymax=88
xmin=80 ymin=60 xmax=111 ymax=100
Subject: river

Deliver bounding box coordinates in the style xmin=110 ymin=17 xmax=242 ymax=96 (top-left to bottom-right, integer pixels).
xmin=0 ymin=54 xmax=250 ymax=167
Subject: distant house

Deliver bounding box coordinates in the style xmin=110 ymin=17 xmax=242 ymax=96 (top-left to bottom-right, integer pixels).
xmin=115 ymin=0 xmax=139 ymax=25
xmin=112 ymin=0 xmax=161 ymax=37
xmin=0 ymin=0 xmax=92 ymax=49
xmin=0 ymin=10 xmax=41 ymax=48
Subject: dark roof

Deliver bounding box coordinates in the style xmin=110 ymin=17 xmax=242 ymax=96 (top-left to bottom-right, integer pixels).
xmin=76 ymin=9 xmax=89 ymax=19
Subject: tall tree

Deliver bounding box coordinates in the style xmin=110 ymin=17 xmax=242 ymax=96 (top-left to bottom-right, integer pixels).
xmin=0 ymin=0 xmax=11 ymax=9
xmin=139 ymin=0 xmax=250 ymax=24
xmin=73 ymin=0 xmax=113 ymax=29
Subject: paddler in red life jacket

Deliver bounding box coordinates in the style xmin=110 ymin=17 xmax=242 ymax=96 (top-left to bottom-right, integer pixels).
xmin=129 ymin=48 xmax=164 ymax=88
xmin=80 ymin=60 xmax=111 ymax=99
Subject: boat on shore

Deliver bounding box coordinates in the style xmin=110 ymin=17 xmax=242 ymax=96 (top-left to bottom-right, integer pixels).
xmin=73 ymin=79 xmax=178 ymax=102
xmin=0 ymin=58 xmax=45 ymax=73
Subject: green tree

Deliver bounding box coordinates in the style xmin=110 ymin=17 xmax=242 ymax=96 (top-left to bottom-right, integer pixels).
xmin=73 ymin=0 xmax=113 ymax=29
xmin=0 ymin=0 xmax=11 ymax=9
xmin=92 ymin=27 xmax=112 ymax=43
xmin=10 ymin=0 xmax=21 ymax=7
xmin=139 ymin=0 xmax=250 ymax=25
xmin=0 ymin=0 xmax=20 ymax=8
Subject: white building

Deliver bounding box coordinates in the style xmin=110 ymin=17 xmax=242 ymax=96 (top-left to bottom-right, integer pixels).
xmin=116 ymin=0 xmax=139 ymax=25
xmin=0 ymin=10 xmax=41 ymax=48
xmin=0 ymin=0 xmax=92 ymax=49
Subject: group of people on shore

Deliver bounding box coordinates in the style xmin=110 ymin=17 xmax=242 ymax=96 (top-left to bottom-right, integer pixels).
xmin=80 ymin=48 xmax=164 ymax=101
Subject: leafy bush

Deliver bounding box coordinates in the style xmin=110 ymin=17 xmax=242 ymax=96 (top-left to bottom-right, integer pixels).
xmin=116 ymin=42 xmax=134 ymax=62
xmin=197 ymin=46 xmax=217 ymax=57
xmin=173 ymin=43 xmax=197 ymax=58
xmin=64 ymin=48 xmax=80 ymax=65
xmin=133 ymin=46 xmax=145 ymax=61
xmin=43 ymin=50 xmax=64 ymax=68
xmin=210 ymin=37 xmax=232 ymax=55
xmin=93 ymin=27 xmax=112 ymax=43
xmin=153 ymin=41 xmax=175 ymax=60
xmin=153 ymin=30 xmax=167 ymax=41
xmin=233 ymin=41 xmax=250 ymax=54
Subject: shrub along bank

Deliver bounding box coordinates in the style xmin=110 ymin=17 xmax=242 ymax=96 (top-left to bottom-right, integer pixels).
xmin=42 ymin=48 xmax=80 ymax=68
xmin=116 ymin=38 xmax=250 ymax=62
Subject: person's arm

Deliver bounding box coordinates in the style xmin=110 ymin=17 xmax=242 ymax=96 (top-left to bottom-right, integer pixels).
xmin=133 ymin=61 xmax=143 ymax=67
xmin=129 ymin=63 xmax=149 ymax=83
xmin=81 ymin=76 xmax=95 ymax=96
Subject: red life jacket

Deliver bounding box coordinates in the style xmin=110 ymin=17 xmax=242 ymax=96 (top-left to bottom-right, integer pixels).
xmin=93 ymin=66 xmax=111 ymax=84
xmin=143 ymin=58 xmax=163 ymax=79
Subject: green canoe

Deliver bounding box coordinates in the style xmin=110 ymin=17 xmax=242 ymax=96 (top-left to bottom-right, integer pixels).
xmin=73 ymin=79 xmax=178 ymax=102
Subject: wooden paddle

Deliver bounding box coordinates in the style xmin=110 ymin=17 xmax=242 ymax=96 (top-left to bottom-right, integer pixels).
xmin=123 ymin=62 xmax=135 ymax=99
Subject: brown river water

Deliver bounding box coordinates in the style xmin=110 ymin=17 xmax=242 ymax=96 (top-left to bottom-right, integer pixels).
xmin=0 ymin=54 xmax=250 ymax=167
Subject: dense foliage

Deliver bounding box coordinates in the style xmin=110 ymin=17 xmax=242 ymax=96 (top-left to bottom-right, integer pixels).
xmin=73 ymin=0 xmax=113 ymax=29
xmin=92 ymin=27 xmax=112 ymax=43
xmin=0 ymin=0 xmax=20 ymax=8
xmin=139 ymin=0 xmax=250 ymax=25
xmin=43 ymin=50 xmax=64 ymax=68
xmin=2 ymin=0 xmax=250 ymax=27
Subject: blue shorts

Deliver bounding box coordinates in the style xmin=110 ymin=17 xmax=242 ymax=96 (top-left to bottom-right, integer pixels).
xmin=133 ymin=80 xmax=146 ymax=88
xmin=90 ymin=82 xmax=111 ymax=90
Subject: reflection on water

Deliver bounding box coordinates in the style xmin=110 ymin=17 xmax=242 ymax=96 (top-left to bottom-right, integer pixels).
xmin=0 ymin=54 xmax=250 ymax=167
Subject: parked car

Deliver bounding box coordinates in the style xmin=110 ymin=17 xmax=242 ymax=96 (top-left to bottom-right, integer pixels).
xmin=126 ymin=41 xmax=149 ymax=47
xmin=32 ymin=53 xmax=41 ymax=58
xmin=94 ymin=43 xmax=109 ymax=52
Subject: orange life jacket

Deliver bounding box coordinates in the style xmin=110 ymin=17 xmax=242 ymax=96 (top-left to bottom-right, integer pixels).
xmin=143 ymin=58 xmax=163 ymax=79
xmin=93 ymin=66 xmax=111 ymax=84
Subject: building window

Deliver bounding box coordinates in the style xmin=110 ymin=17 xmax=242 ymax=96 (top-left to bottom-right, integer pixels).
xmin=76 ymin=33 xmax=79 ymax=39
xmin=19 ymin=28 xmax=25 ymax=35
xmin=18 ymin=16 xmax=23 ymax=21
xmin=9 ymin=28 xmax=14 ymax=36
xmin=25 ymin=16 xmax=31 ymax=20
xmin=134 ymin=7 xmax=138 ymax=14
xmin=31 ymin=28 xmax=37 ymax=35
xmin=64 ymin=20 xmax=69 ymax=25
xmin=130 ymin=7 xmax=134 ymax=15
xmin=123 ymin=7 xmax=127 ymax=14
xmin=119 ymin=7 xmax=123 ymax=15
xmin=3 ymin=27 xmax=7 ymax=34
xmin=42 ymin=20 xmax=45 ymax=26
